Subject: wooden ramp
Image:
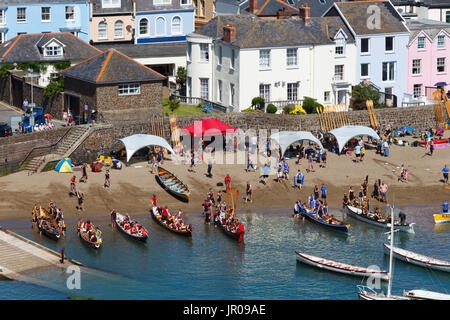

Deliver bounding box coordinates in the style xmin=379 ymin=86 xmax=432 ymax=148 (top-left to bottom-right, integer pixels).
xmin=0 ymin=228 xmax=81 ymax=280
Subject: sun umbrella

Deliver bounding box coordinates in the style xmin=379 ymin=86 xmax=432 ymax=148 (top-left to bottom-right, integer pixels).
xmin=435 ymin=82 xmax=447 ymax=87
xmin=91 ymin=162 xmax=104 ymax=172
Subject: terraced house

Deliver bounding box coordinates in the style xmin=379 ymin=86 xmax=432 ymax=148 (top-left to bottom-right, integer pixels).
xmin=324 ymin=1 xmax=410 ymax=106
xmin=0 ymin=0 xmax=91 ymax=43
xmin=186 ymin=6 xmax=357 ymax=111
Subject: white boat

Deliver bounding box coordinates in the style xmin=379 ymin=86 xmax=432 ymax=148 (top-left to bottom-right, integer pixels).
xmin=403 ymin=289 xmax=450 ymax=300
xmin=346 ymin=205 xmax=415 ymax=234
xmin=383 ymin=244 xmax=450 ymax=273
xmin=295 ymin=251 xmax=389 ymax=281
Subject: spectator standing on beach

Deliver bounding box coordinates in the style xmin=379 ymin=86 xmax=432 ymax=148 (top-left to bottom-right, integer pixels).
xmin=307 ymin=152 xmax=314 ymax=172
xmin=207 ymin=157 xmax=213 ymax=178
xmin=225 ymin=174 xmax=231 ymax=191
xmin=104 ymin=169 xmax=110 ymax=188
xmin=262 ymin=161 xmax=270 ymax=185
xmin=283 ymin=160 xmax=289 ymax=180
xmin=383 ymin=140 xmax=390 ymax=157
xmin=442 ymin=165 xmax=449 ymax=184
xmin=70 ymin=175 xmax=77 ymax=196
xmin=189 ymin=151 xmax=196 ymax=172
xmin=245 ymin=181 xmax=252 ymax=203
xmin=246 ymin=153 xmax=255 ymax=172
xmin=429 ymin=142 xmax=434 ymax=156
xmin=355 ymin=144 xmax=361 ymax=162
xmin=379 ymin=182 xmax=388 ymax=202
xmin=76 ymin=191 xmax=85 ymax=211
xmin=80 ymin=163 xmax=88 ymax=183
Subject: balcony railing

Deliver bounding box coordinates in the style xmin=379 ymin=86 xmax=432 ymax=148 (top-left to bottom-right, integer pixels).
xmin=170 ymin=95 xmax=228 ymax=113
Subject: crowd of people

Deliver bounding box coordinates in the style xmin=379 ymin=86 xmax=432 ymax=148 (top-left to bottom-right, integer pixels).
xmin=31 ymin=201 xmax=66 ymax=236
xmin=111 ymin=210 xmax=148 ymax=237
xmin=153 ymin=197 xmax=192 ymax=232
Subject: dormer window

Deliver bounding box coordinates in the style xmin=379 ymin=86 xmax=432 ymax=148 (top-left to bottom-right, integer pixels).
xmin=102 ymin=0 xmax=121 ymax=8
xmin=45 ymin=45 xmax=62 ymax=57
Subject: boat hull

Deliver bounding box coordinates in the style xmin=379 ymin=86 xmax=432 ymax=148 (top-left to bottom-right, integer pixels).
xmin=156 ymin=166 xmax=190 ymax=202
xmin=301 ymin=209 xmax=349 ymax=233
xmin=79 ymin=232 xmax=102 ymax=249
xmin=433 ymin=213 xmax=450 ymax=224
xmin=217 ymin=219 xmax=243 ymax=242
xmin=346 ymin=205 xmax=415 ymax=233
xmin=115 ymin=213 xmax=148 ymax=242
xmin=150 ymin=207 xmax=192 ymax=237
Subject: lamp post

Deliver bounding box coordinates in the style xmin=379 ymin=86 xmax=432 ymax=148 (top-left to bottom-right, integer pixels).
xmin=27 ymin=68 xmax=37 ymax=129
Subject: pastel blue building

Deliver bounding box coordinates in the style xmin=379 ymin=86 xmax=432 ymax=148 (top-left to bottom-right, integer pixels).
xmin=134 ymin=0 xmax=195 ymax=44
xmin=325 ymin=1 xmax=410 ymax=105
xmin=0 ymin=0 xmax=90 ymax=43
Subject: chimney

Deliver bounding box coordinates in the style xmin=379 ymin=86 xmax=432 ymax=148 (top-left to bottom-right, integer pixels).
xmin=223 ymin=23 xmax=236 ymax=42
xmin=277 ymin=7 xmax=292 ymax=20
xmin=299 ymin=3 xmax=310 ymax=25
xmin=249 ymin=0 xmax=258 ymax=14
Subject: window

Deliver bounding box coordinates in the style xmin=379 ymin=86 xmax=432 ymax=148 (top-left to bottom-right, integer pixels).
xmin=259 ymin=84 xmax=270 ymax=101
xmin=382 ymin=62 xmax=395 ymax=81
xmin=360 ymin=38 xmax=369 ymax=53
xmin=437 ymin=35 xmax=445 ymax=47
xmin=417 ymin=37 xmax=425 ymax=49
xmin=139 ymin=18 xmax=149 ymax=35
xmin=259 ymin=49 xmax=271 ymax=69
xmin=114 ymin=20 xmax=123 ymax=38
xmin=230 ymin=83 xmax=235 ymax=106
xmin=218 ymin=46 xmax=222 ymax=65
xmin=385 ymin=36 xmax=394 ymax=52
xmin=44 ymin=45 xmax=62 ymax=57
xmin=181 ymin=0 xmax=191 ymax=4
xmin=41 ymin=7 xmax=51 ymax=22
xmin=102 ymin=0 xmax=121 ymax=8
xmin=187 ymin=42 xmax=192 ymax=62
xmin=217 ymin=80 xmax=222 ymax=102
xmin=200 ymin=78 xmax=209 ymax=99
xmin=413 ymin=84 xmax=422 ymax=98
xmin=0 ymin=10 xmax=5 ymax=24
xmin=335 ymin=46 xmax=344 ymax=56
xmin=287 ymin=83 xmax=298 ymax=101
xmin=385 ymin=87 xmax=393 ymax=95
xmin=334 ymin=65 xmax=344 ymax=80
xmin=17 ymin=8 xmax=26 ymax=23
xmin=231 ymin=49 xmax=235 ymax=69
xmin=286 ymin=48 xmax=298 ymax=66
xmin=98 ymin=22 xmax=107 ymax=39
xmin=412 ymin=59 xmax=421 ymax=75
xmin=172 ymin=16 xmax=181 ymax=34
xmin=361 ymin=63 xmax=369 ymax=77
xmin=65 ymin=6 xmax=75 ymax=20
xmin=437 ymin=57 xmax=445 ymax=73
xmin=187 ymin=77 xmax=192 ymax=97
xmin=200 ymin=0 xmax=205 ymax=16
xmin=446 ymin=11 xmax=450 ymax=23
xmin=0 ymin=32 xmax=4 ymax=44
xmin=324 ymin=91 xmax=330 ymax=103
xmin=200 ymin=43 xmax=209 ymax=62
xmin=156 ymin=17 xmax=165 ymax=35
xmin=118 ymin=84 xmax=140 ymax=96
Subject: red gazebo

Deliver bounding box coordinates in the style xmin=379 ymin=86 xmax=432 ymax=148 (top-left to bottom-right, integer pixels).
xmin=181 ymin=118 xmax=237 ymax=137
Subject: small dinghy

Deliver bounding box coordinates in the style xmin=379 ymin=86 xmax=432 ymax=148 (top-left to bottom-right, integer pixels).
xmin=433 ymin=213 xmax=450 ymax=224
xmin=156 ymin=166 xmax=190 ymax=201
xmin=295 ymin=251 xmax=389 ymax=281
xmin=78 ymin=220 xmax=102 ymax=249
xmin=114 ymin=212 xmax=148 ymax=242
xmin=383 ymin=244 xmax=450 ymax=273
xmin=403 ymin=289 xmax=450 ymax=300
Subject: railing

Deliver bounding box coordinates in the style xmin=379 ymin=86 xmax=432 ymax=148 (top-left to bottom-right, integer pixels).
xmin=170 ymin=95 xmax=228 ymax=113
xmin=332 ymin=75 xmax=345 ymax=83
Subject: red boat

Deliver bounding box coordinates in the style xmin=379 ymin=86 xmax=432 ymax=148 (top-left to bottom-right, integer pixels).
xmin=419 ymin=138 xmax=449 ymax=145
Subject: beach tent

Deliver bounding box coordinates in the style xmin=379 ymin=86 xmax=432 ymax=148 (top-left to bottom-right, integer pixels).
xmin=117 ymin=134 xmax=175 ymax=163
xmin=181 ymin=118 xmax=237 ymax=137
xmin=327 ymin=125 xmax=380 ymax=153
xmin=269 ymin=131 xmax=323 ymax=156
xmin=54 ymin=158 xmax=73 ymax=173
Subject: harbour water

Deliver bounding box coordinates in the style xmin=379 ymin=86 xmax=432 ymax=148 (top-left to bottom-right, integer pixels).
xmin=1 ymin=205 xmax=449 ymax=300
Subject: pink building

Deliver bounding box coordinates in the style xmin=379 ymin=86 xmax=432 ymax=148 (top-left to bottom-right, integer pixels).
xmin=407 ymin=20 xmax=450 ymax=100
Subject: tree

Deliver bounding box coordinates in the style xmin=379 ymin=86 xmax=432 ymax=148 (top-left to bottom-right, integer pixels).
xmin=350 ymin=81 xmax=381 ymax=110
xmin=266 ymin=104 xmax=277 ymax=114
xmin=168 ymin=99 xmax=180 ymax=113
xmin=176 ymin=66 xmax=187 ymax=96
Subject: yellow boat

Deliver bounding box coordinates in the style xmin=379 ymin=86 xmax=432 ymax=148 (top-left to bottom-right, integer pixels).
xmin=433 ymin=213 xmax=450 ymax=224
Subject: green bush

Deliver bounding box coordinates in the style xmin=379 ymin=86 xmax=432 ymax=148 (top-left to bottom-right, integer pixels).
xmin=302 ymin=97 xmax=323 ymax=114
xmin=266 ymin=104 xmax=277 ymax=114
xmin=282 ymin=104 xmax=295 ymax=114
xmin=168 ymin=99 xmax=180 ymax=112
xmin=350 ymin=81 xmax=382 ymax=110
xmin=241 ymin=107 xmax=256 ymax=112
xmin=44 ymin=80 xmax=64 ymax=98
xmin=251 ymin=97 xmax=265 ymax=111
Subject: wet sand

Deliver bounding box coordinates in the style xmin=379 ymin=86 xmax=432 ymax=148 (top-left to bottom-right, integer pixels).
xmin=0 ymin=134 xmax=449 ymax=221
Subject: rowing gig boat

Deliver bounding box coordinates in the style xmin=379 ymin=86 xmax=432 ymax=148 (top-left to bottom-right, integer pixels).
xmin=295 ymin=251 xmax=389 ymax=281
xmin=216 ymin=214 xmax=245 ymax=242
xmin=346 ymin=205 xmax=415 ymax=233
xmin=78 ymin=221 xmax=102 ymax=249
xmin=36 ymin=207 xmax=62 ymax=241
xmin=433 ymin=213 xmax=450 ymax=224
xmin=383 ymin=244 xmax=450 ymax=273
xmin=301 ymin=207 xmax=350 ymax=233
xmin=115 ymin=212 xmax=148 ymax=242
xmin=150 ymin=206 xmax=192 ymax=237
xmin=156 ymin=166 xmax=190 ymax=201
xmin=403 ymin=289 xmax=450 ymax=300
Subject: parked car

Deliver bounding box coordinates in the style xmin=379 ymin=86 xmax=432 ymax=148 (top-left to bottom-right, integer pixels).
xmin=0 ymin=122 xmax=12 ymax=137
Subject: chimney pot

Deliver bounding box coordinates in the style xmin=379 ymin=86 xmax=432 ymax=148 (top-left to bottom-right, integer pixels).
xmin=299 ymin=3 xmax=310 ymax=25
xmin=250 ymin=0 xmax=258 ymax=14
xmin=223 ymin=23 xmax=236 ymax=42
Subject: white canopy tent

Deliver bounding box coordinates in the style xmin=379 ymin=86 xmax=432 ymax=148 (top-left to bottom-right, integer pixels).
xmin=270 ymin=131 xmax=324 ymax=156
xmin=117 ymin=134 xmax=175 ymax=163
xmin=327 ymin=126 xmax=380 ymax=153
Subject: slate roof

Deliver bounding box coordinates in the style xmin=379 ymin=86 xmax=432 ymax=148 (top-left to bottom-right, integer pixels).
xmin=0 ymin=33 xmax=102 ymax=64
xmin=1 ymin=0 xmax=88 ymax=5
xmin=61 ymin=49 xmax=166 ymax=84
xmin=325 ymin=1 xmax=409 ymax=35
xmin=92 ymin=0 xmax=134 ymax=15
xmin=407 ymin=19 xmax=450 ymax=44
xmin=134 ymin=0 xmax=195 ymax=12
xmin=423 ymin=0 xmax=450 ymax=8
xmin=196 ymin=14 xmax=355 ymax=48
xmin=94 ymin=42 xmax=187 ymax=58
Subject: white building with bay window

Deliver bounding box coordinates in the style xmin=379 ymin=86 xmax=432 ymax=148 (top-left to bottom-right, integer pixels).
xmin=186 ymin=12 xmax=357 ymax=111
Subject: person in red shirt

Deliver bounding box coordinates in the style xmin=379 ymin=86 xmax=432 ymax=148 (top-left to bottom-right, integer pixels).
xmin=151 ymin=193 xmax=157 ymax=207
xmin=238 ymin=223 xmax=245 ymax=243
xmin=224 ymin=174 xmax=231 ymax=192
xmin=162 ymin=206 xmax=169 ymax=221
xmin=70 ymin=175 xmax=76 ymax=196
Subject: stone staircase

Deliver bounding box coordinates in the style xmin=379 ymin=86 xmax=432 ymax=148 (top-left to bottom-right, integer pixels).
xmin=23 ymin=125 xmax=94 ymax=174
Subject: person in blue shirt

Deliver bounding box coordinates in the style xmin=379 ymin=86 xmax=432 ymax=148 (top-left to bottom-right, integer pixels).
xmin=321 ymin=184 xmax=327 ymax=200
xmin=308 ymin=194 xmax=315 ymax=209
xmin=443 ymin=201 xmax=449 ymax=213
xmin=294 ymin=170 xmax=302 ymax=189
xmin=442 ymin=165 xmax=449 ymax=184
xmin=283 ymin=160 xmax=289 ymax=180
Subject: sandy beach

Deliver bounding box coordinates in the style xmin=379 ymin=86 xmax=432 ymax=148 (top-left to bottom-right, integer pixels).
xmin=0 ymin=134 xmax=449 ymax=221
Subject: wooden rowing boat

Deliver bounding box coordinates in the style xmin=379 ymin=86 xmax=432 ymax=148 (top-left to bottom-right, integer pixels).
xmin=295 ymin=251 xmax=389 ymax=281
xmin=150 ymin=206 xmax=192 ymax=237
xmin=300 ymin=207 xmax=350 ymax=233
xmin=383 ymin=244 xmax=450 ymax=273
xmin=114 ymin=212 xmax=148 ymax=242
xmin=36 ymin=207 xmax=62 ymax=241
xmin=156 ymin=166 xmax=190 ymax=201
xmin=433 ymin=212 xmax=450 ymax=224
xmin=346 ymin=205 xmax=415 ymax=233
xmin=78 ymin=221 xmax=102 ymax=249
xmin=216 ymin=214 xmax=244 ymax=242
